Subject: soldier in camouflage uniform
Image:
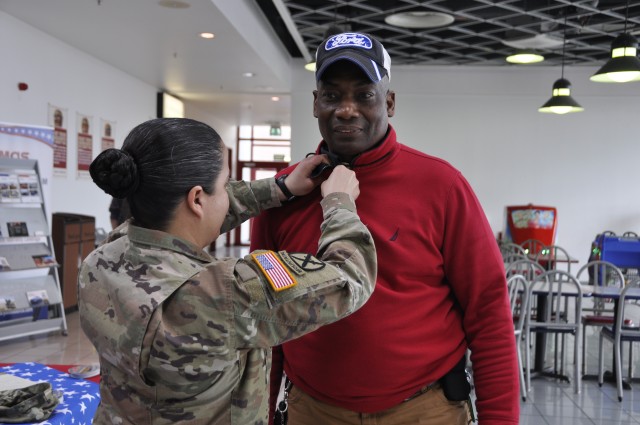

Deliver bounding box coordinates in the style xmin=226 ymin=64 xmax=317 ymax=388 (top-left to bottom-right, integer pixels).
xmin=80 ymin=118 xmax=377 ymax=425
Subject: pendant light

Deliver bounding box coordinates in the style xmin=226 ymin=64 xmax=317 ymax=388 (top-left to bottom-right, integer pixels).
xmin=538 ymin=12 xmax=584 ymax=114
xmin=506 ymin=51 xmax=545 ymax=64
xmin=590 ymin=0 xmax=640 ymax=83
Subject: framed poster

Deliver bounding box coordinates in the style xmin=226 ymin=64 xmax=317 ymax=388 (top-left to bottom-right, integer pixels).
xmin=77 ymin=113 xmax=93 ymax=178
xmin=101 ymin=118 xmax=115 ymax=151
xmin=48 ymin=104 xmax=68 ymax=176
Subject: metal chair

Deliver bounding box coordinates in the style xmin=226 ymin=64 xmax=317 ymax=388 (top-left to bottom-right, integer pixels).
xmin=500 ymin=242 xmax=526 ymax=258
xmin=598 ymin=278 xmax=640 ymax=401
xmin=507 ymin=274 xmax=530 ymax=401
xmin=525 ymin=270 xmax=583 ymax=394
xmin=576 ymin=260 xmax=626 ymax=375
xmin=537 ymin=245 xmax=573 ymax=273
xmin=520 ymin=239 xmax=545 ymax=258
xmin=505 ymin=259 xmax=545 ymax=281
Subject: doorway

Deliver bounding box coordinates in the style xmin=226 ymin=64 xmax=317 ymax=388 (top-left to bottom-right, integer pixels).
xmin=229 ymin=125 xmax=291 ymax=246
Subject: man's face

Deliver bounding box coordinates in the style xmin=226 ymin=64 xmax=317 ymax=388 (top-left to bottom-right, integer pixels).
xmin=313 ymin=61 xmax=395 ymax=161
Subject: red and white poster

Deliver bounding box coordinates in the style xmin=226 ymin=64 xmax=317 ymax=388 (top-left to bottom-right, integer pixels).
xmin=77 ymin=113 xmax=93 ymax=177
xmin=100 ymin=119 xmax=115 ymax=151
xmin=48 ymin=104 xmax=68 ymax=176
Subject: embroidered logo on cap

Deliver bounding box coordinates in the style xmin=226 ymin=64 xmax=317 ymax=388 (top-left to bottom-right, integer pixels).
xmin=252 ymin=251 xmax=297 ymax=292
xmin=325 ymin=33 xmax=373 ymax=51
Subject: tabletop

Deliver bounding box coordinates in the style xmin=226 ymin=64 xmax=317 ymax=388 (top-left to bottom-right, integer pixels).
xmin=530 ymin=283 xmax=640 ymax=299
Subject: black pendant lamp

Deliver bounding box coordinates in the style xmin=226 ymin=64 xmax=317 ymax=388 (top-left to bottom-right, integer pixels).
xmin=590 ymin=0 xmax=640 ymax=83
xmin=539 ymin=12 xmax=584 ymax=114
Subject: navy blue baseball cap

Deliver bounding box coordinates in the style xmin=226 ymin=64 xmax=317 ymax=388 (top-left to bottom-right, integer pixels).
xmin=315 ymin=32 xmax=391 ymax=83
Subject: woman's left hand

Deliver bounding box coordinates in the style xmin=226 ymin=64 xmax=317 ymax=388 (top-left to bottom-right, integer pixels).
xmin=281 ymin=154 xmax=330 ymax=198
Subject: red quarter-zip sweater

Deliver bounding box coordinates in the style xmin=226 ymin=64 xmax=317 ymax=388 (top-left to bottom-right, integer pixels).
xmin=251 ymin=126 xmax=519 ymax=424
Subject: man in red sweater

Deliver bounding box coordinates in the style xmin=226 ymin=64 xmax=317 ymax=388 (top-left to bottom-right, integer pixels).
xmin=251 ymin=32 xmax=519 ymax=424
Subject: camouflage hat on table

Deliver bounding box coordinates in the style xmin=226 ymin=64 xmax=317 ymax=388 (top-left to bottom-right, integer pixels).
xmin=315 ymin=32 xmax=391 ymax=83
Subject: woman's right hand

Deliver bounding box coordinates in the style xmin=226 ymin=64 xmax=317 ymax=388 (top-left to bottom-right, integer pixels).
xmin=321 ymin=165 xmax=360 ymax=201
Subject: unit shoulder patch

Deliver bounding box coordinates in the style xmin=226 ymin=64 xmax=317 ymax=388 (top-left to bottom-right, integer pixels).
xmin=251 ymin=251 xmax=297 ymax=292
xmin=286 ymin=253 xmax=326 ymax=272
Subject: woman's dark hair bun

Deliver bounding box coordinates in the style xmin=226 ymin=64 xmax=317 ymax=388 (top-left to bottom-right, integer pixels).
xmin=89 ymin=149 xmax=140 ymax=198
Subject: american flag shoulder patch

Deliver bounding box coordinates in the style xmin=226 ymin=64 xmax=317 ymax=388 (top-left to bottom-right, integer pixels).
xmin=251 ymin=251 xmax=297 ymax=292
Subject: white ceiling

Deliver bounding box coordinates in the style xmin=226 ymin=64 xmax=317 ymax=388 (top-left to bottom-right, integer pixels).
xmin=5 ymin=0 xmax=637 ymax=128
xmin=0 ymin=0 xmax=295 ymax=126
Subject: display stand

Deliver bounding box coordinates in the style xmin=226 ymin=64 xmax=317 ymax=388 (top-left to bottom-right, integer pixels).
xmin=0 ymin=158 xmax=67 ymax=342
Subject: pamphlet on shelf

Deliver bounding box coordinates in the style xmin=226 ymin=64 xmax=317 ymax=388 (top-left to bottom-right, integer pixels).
xmin=0 ymin=256 xmax=9 ymax=270
xmin=26 ymin=289 xmax=49 ymax=306
xmin=0 ymin=173 xmax=21 ymax=203
xmin=68 ymin=364 xmax=100 ymax=379
xmin=0 ymin=296 xmax=16 ymax=312
xmin=6 ymin=221 xmax=28 ymax=237
xmin=32 ymin=254 xmax=57 ymax=267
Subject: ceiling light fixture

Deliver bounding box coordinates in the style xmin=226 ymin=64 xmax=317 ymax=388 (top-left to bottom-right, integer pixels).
xmin=384 ymin=11 xmax=454 ymax=29
xmin=157 ymin=0 xmax=190 ymax=9
xmin=506 ymin=51 xmax=545 ymax=64
xmin=199 ymin=32 xmax=215 ymax=39
xmin=539 ymin=12 xmax=584 ymax=114
xmin=590 ymin=0 xmax=640 ymax=83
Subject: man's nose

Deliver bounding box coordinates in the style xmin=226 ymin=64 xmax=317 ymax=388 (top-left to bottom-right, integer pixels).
xmin=335 ymin=99 xmax=358 ymax=118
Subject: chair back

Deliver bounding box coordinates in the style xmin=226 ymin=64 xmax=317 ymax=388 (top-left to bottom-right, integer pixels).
xmin=507 ymin=274 xmax=530 ymax=334
xmin=623 ymin=231 xmax=638 ymax=238
xmin=529 ymin=270 xmax=583 ymax=324
xmin=520 ymin=239 xmax=545 ymax=257
xmin=537 ymin=245 xmax=573 ymax=273
xmin=576 ymin=260 xmax=625 ymax=288
xmin=615 ymin=278 xmax=640 ymax=337
xmin=504 ymin=253 xmax=529 ymax=266
xmin=506 ymin=259 xmax=545 ymax=281
xmin=501 ymin=242 xmax=526 ymax=257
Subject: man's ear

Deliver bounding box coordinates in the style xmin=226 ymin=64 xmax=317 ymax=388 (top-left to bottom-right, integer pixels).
xmin=186 ymin=185 xmax=205 ymax=219
xmin=386 ymin=90 xmax=396 ymax=118
xmin=313 ymin=90 xmax=319 ymax=118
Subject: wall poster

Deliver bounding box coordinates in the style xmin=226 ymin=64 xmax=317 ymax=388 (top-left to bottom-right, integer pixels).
xmin=48 ymin=104 xmax=68 ymax=176
xmin=76 ymin=113 xmax=93 ymax=178
xmin=100 ymin=119 xmax=115 ymax=151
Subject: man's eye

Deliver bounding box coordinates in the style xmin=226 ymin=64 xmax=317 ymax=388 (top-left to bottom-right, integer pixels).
xmin=322 ymin=92 xmax=338 ymax=100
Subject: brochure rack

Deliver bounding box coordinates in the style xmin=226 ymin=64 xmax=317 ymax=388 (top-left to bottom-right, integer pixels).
xmin=0 ymin=158 xmax=67 ymax=342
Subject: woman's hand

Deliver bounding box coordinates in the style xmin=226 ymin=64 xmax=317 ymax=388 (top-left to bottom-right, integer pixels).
xmin=277 ymin=154 xmax=329 ymax=200
xmin=321 ymin=165 xmax=359 ymax=201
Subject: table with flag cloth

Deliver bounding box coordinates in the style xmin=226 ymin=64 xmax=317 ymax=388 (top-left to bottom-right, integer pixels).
xmin=0 ymin=362 xmax=100 ymax=424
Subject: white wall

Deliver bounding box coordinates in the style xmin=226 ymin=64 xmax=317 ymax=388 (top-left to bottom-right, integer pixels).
xmin=1 ymin=11 xmax=155 ymax=232
xmin=1 ymin=11 xmax=236 ymax=237
xmin=289 ymin=60 xmax=640 ymax=269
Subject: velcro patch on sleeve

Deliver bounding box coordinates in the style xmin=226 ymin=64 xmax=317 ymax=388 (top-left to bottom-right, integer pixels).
xmin=278 ymin=251 xmax=306 ymax=276
xmin=251 ymin=251 xmax=297 ymax=292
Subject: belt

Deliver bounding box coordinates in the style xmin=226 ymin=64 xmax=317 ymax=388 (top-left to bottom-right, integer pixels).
xmin=403 ymin=381 xmax=437 ymax=402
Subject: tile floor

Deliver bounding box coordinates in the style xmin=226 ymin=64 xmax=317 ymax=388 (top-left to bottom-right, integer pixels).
xmin=1 ymin=247 xmax=640 ymax=424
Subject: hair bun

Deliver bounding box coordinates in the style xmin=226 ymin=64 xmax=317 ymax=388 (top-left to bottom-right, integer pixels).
xmin=89 ymin=149 xmax=140 ymax=198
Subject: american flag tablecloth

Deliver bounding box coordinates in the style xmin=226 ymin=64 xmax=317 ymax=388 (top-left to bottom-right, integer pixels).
xmin=0 ymin=362 xmax=100 ymax=425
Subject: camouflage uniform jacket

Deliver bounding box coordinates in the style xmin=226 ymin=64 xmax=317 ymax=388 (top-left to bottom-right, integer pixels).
xmin=78 ymin=178 xmax=377 ymax=425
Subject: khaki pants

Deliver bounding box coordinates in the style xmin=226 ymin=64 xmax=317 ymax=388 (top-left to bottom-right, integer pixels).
xmin=286 ymin=383 xmax=470 ymax=425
